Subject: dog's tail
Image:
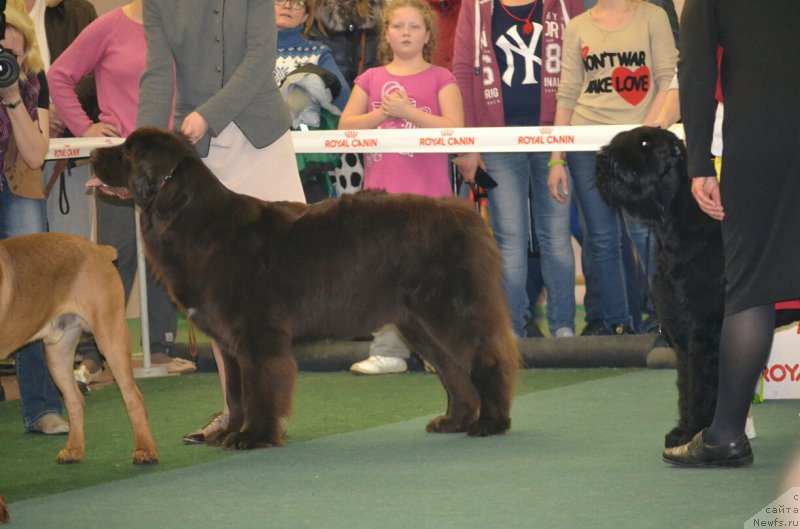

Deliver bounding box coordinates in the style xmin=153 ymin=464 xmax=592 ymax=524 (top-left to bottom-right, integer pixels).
xmin=97 ymin=244 xmax=119 ymax=263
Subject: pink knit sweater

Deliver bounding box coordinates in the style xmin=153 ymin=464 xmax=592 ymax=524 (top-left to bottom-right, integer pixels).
xmin=48 ymin=8 xmax=146 ymax=138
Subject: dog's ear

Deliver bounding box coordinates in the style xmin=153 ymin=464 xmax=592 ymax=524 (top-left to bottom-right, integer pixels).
xmin=670 ymin=134 xmax=686 ymax=164
xmin=153 ymin=157 xmax=190 ymax=216
xmin=595 ymin=149 xmax=626 ymax=213
xmin=126 ymin=129 xmax=194 ymax=210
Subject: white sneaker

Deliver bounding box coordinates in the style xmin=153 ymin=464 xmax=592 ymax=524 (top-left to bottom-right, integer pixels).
xmin=745 ymin=416 xmax=757 ymax=439
xmin=74 ymin=363 xmax=104 ymax=385
xmin=350 ymin=355 xmax=408 ymax=375
xmin=30 ymin=413 xmax=70 ymax=435
xmin=554 ymin=327 xmax=575 ymax=338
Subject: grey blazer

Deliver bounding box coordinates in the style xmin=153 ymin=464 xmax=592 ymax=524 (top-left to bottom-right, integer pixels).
xmin=137 ymin=0 xmax=291 ymax=156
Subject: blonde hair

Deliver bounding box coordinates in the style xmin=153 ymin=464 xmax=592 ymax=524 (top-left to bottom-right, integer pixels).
xmin=3 ymin=0 xmax=45 ymax=80
xmin=377 ymin=0 xmax=437 ymax=64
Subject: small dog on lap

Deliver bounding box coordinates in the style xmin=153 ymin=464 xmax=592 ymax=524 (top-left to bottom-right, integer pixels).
xmin=90 ymin=127 xmax=520 ymax=450
xmin=595 ymin=126 xmax=724 ymax=448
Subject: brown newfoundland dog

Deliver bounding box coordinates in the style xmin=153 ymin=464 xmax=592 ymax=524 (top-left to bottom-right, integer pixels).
xmin=90 ymin=128 xmax=519 ymax=450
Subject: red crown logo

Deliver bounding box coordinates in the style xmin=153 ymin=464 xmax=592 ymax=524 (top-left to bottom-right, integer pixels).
xmin=540 ymin=127 xmax=553 ymax=135
xmin=440 ymin=129 xmax=454 ymax=137
xmin=345 ymin=130 xmax=358 ymax=138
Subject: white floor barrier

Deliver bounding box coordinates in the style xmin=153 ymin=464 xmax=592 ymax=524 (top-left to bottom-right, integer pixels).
xmin=46 ymin=124 xmax=686 ymax=160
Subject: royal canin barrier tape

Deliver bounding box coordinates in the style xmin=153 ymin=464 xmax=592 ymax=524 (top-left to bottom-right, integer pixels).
xmin=45 ymin=124 xmax=685 ymax=160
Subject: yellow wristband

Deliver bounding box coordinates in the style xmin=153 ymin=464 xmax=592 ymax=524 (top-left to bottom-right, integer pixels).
xmin=547 ymin=159 xmax=567 ymax=168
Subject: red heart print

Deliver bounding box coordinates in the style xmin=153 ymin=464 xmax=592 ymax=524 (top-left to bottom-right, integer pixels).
xmin=612 ymin=66 xmax=650 ymax=106
xmin=581 ymin=46 xmax=589 ymax=60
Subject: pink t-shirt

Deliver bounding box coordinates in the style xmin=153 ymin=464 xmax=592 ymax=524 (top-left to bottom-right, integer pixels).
xmin=354 ymin=65 xmax=456 ymax=197
xmin=48 ymin=8 xmax=145 ymax=138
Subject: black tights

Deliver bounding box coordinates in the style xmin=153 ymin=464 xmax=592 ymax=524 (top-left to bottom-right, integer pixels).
xmin=704 ymin=304 xmax=775 ymax=445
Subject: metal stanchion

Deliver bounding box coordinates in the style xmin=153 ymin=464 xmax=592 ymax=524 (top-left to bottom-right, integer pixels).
xmin=132 ymin=207 xmax=168 ymax=378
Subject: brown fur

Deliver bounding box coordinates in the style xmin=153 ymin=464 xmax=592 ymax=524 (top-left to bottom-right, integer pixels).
xmin=0 ymin=233 xmax=158 ymax=465
xmin=90 ymin=127 xmax=520 ymax=450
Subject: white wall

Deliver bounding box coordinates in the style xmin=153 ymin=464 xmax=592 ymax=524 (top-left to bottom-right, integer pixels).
xmin=89 ymin=0 xmax=127 ymax=16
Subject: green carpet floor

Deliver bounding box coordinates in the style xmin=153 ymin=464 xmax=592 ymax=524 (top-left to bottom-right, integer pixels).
xmin=5 ymin=370 xmax=799 ymax=528
xmin=0 ymin=369 xmax=622 ymax=502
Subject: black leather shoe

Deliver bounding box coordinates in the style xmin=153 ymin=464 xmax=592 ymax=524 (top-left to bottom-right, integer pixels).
xmin=580 ymin=320 xmax=609 ymax=336
xmin=611 ymin=324 xmax=636 ymax=335
xmin=662 ymin=429 xmax=753 ymax=468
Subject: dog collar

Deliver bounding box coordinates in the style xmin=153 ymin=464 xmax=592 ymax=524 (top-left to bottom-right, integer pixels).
xmin=163 ymin=162 xmax=179 ymax=182
xmin=158 ymin=161 xmax=181 ymax=190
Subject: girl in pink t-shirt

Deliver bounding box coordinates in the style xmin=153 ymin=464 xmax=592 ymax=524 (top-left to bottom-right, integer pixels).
xmin=339 ymin=0 xmax=464 ymax=376
xmin=339 ymin=0 xmax=463 ymax=198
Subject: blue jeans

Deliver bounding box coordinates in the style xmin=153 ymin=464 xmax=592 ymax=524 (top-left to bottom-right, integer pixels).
xmin=622 ymin=212 xmax=657 ymax=331
xmin=566 ymin=152 xmax=632 ymax=328
xmin=482 ymin=152 xmax=575 ymax=336
xmin=0 ymin=177 xmax=64 ymax=430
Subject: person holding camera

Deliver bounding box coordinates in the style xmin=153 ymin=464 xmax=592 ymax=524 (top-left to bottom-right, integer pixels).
xmin=452 ymin=0 xmax=585 ymax=339
xmin=0 ymin=0 xmax=68 ymax=434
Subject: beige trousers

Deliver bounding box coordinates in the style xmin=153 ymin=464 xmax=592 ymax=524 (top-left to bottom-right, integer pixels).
xmin=202 ymin=123 xmax=306 ymax=203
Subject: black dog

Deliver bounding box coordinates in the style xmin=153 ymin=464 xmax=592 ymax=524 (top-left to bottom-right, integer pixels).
xmin=595 ymin=126 xmax=724 ymax=448
xmin=90 ymin=127 xmax=520 ymax=450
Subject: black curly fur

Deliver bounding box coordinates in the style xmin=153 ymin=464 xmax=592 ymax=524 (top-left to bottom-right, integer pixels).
xmin=596 ymin=126 xmax=724 ymax=448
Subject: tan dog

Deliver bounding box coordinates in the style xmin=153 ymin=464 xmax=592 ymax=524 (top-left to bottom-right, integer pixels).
xmin=0 ymin=233 xmax=158 ymax=466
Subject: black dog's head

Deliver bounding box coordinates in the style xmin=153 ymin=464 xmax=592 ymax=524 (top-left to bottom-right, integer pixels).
xmin=595 ymin=126 xmax=688 ymax=224
xmin=90 ymin=127 xmax=199 ymax=212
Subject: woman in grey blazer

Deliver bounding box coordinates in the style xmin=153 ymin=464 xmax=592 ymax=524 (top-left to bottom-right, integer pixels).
xmin=137 ymin=0 xmax=307 ymax=443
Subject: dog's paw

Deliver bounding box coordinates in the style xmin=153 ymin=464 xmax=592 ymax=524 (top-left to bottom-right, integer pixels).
xmin=56 ymin=447 xmax=84 ymax=464
xmin=132 ymin=448 xmax=159 ymax=465
xmin=425 ymin=415 xmax=469 ymax=434
xmin=664 ymin=427 xmax=693 ymax=448
xmin=0 ymin=495 xmax=9 ymax=524
xmin=220 ymin=431 xmax=284 ymax=450
xmin=467 ymin=417 xmax=511 ymax=437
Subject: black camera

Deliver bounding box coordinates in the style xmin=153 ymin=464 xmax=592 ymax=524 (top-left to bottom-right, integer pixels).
xmin=0 ymin=0 xmax=20 ymax=89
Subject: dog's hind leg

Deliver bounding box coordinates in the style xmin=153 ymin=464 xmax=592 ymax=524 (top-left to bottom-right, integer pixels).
xmin=395 ymin=321 xmax=480 ymax=433
xmin=467 ymin=324 xmax=518 ymax=437
xmin=94 ymin=315 xmax=159 ymax=464
xmin=42 ymin=318 xmax=85 ymax=463
xmin=219 ymin=333 xmax=296 ymax=450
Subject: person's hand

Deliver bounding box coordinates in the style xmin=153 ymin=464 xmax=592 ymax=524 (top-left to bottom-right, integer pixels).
xmin=0 ymin=81 xmax=21 ymax=107
xmin=381 ymin=90 xmax=413 ymax=120
xmin=181 ymin=111 xmax=209 ymax=144
xmin=691 ymin=176 xmax=724 ymax=220
xmin=83 ymin=122 xmax=121 ymax=138
xmin=548 ymin=163 xmax=570 ymax=204
xmin=48 ymin=102 xmax=67 ymax=138
xmin=453 ymin=153 xmax=482 ymax=184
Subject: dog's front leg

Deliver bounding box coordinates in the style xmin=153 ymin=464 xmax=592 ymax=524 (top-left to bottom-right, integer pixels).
xmin=43 ymin=326 xmax=85 ymax=464
xmin=220 ymin=334 xmax=296 ymax=450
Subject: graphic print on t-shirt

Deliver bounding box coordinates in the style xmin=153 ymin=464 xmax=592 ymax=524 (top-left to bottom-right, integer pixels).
xmin=495 ymin=24 xmax=543 ymax=87
xmin=491 ymin=0 xmax=544 ymax=126
xmin=367 ymin=81 xmax=430 ymax=162
xmin=371 ymin=81 xmax=432 ymax=130
xmin=582 ymin=46 xmax=651 ymax=106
